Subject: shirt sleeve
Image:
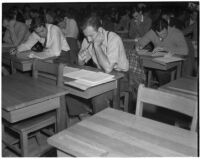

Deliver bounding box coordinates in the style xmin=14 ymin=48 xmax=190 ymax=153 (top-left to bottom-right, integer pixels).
xmin=106 ymin=34 xmax=121 ymax=65
xmin=138 ymin=30 xmax=153 ymax=48
xmin=45 ymin=27 xmax=65 ymax=56
xmin=169 ymin=30 xmax=188 ymax=56
xmin=17 ymin=32 xmax=40 ymax=52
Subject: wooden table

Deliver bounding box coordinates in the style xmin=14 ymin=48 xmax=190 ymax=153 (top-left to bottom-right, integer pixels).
xmin=2 ymin=51 xmax=33 ymax=73
xmin=2 ymin=48 xmax=56 ymax=73
xmin=63 ymin=64 xmax=124 ymax=110
xmin=2 ymin=73 xmax=69 ymax=131
xmin=141 ymin=56 xmax=182 ymax=87
xmin=48 ymin=108 xmax=197 ymax=157
xmin=159 ymin=76 xmax=197 ymax=100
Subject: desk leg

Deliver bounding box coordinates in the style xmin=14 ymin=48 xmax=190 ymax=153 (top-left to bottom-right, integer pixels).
xmin=170 ymin=70 xmax=176 ymax=81
xmin=10 ymin=60 xmax=16 ymax=74
xmin=147 ymin=70 xmax=152 ymax=87
xmin=176 ymin=62 xmax=182 ymax=79
xmin=57 ymin=96 xmax=68 ymax=132
xmin=113 ymin=80 xmax=120 ymax=110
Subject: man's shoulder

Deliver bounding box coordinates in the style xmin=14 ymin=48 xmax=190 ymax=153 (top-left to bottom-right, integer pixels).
xmin=107 ymin=31 xmax=122 ymax=42
xmin=169 ymin=27 xmax=184 ymax=36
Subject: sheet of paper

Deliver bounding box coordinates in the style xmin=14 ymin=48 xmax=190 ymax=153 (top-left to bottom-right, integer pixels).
xmin=63 ymin=69 xmax=97 ymax=79
xmin=64 ymin=69 xmax=115 ymax=89
xmin=63 ymin=66 xmax=80 ymax=75
xmin=80 ymin=72 xmax=114 ymax=85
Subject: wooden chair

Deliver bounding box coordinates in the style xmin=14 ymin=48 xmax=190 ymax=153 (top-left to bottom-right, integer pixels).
xmin=136 ymin=84 xmax=197 ymax=131
xmin=3 ymin=60 xmax=65 ymax=157
xmin=119 ymin=92 xmax=129 ymax=112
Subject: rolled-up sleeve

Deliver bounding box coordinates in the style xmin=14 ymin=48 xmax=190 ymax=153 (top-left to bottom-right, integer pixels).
xmin=17 ymin=32 xmax=40 ymax=52
xmin=47 ymin=27 xmax=70 ymax=56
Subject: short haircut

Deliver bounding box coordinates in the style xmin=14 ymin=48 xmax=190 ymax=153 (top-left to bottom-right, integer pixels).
xmin=3 ymin=10 xmax=16 ymax=21
xmin=152 ymin=18 xmax=168 ymax=32
xmin=81 ymin=15 xmax=101 ymax=31
xmin=30 ymin=16 xmax=46 ymax=32
xmin=54 ymin=13 xmax=65 ymax=25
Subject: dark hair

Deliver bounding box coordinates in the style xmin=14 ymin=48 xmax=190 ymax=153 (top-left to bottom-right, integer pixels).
xmin=3 ymin=8 xmax=25 ymax=23
xmin=3 ymin=10 xmax=16 ymax=21
xmin=81 ymin=15 xmax=102 ymax=31
xmin=54 ymin=13 xmax=65 ymax=25
xmin=30 ymin=16 xmax=46 ymax=32
xmin=152 ymin=18 xmax=168 ymax=32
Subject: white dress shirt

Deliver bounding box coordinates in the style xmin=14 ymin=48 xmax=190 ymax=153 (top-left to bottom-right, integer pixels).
xmin=17 ymin=24 xmax=70 ymax=56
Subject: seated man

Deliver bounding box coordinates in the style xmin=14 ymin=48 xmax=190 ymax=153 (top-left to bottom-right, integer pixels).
xmin=3 ymin=10 xmax=30 ymax=47
xmin=137 ymin=18 xmax=188 ymax=85
xmin=14 ymin=16 xmax=70 ymax=63
xmin=67 ymin=15 xmax=129 ymax=115
xmin=129 ymin=6 xmax=152 ymax=39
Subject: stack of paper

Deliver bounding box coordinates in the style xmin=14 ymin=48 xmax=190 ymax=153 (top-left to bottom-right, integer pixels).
xmin=63 ymin=66 xmax=80 ymax=74
xmin=137 ymin=50 xmax=166 ymax=57
xmin=63 ymin=69 xmax=114 ymax=90
xmin=29 ymin=52 xmax=55 ymax=59
xmin=152 ymin=56 xmax=184 ymax=65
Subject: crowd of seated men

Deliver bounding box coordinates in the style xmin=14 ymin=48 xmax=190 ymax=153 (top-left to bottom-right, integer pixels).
xmin=2 ymin=2 xmax=198 ymax=116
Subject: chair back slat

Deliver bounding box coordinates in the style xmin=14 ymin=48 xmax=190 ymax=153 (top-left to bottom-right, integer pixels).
xmin=136 ymin=84 xmax=197 ymax=131
xmin=32 ymin=59 xmax=64 ymax=87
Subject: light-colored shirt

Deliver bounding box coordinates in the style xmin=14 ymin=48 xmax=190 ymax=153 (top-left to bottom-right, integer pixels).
xmin=3 ymin=21 xmax=30 ymax=46
xmin=61 ymin=18 xmax=79 ymax=39
xmin=80 ymin=27 xmax=129 ymax=72
xmin=139 ymin=26 xmax=188 ymax=56
xmin=17 ymin=24 xmax=70 ymax=56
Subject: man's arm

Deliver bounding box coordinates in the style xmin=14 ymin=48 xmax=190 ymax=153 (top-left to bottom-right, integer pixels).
xmin=46 ymin=27 xmax=70 ymax=56
xmin=168 ymin=31 xmax=188 ymax=56
xmin=9 ymin=24 xmax=29 ymax=47
xmin=17 ymin=32 xmax=40 ymax=52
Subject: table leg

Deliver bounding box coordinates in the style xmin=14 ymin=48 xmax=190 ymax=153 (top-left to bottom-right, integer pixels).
xmin=113 ymin=80 xmax=120 ymax=110
xmin=57 ymin=96 xmax=68 ymax=131
xmin=10 ymin=60 xmax=16 ymax=74
xmin=147 ymin=70 xmax=152 ymax=87
xmin=170 ymin=70 xmax=176 ymax=81
xmin=176 ymin=62 xmax=182 ymax=79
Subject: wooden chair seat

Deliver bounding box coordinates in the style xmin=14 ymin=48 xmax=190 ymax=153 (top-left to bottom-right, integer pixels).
xmin=4 ymin=112 xmax=56 ymax=133
xmin=120 ymin=92 xmax=129 ymax=112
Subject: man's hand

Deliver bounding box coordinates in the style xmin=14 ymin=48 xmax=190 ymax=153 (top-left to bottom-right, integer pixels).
xmin=9 ymin=48 xmax=18 ymax=55
xmin=93 ymin=32 xmax=104 ymax=46
xmin=78 ymin=49 xmax=91 ymax=63
xmin=152 ymin=47 xmax=168 ymax=54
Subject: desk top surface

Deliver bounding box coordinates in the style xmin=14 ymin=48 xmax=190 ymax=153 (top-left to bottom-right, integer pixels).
xmin=2 ymin=73 xmax=68 ymax=111
xmin=48 ymin=108 xmax=197 ymax=157
xmin=140 ymin=55 xmax=181 ymax=70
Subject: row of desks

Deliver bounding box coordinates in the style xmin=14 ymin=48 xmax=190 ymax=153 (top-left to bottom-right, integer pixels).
xmin=2 ymin=48 xmax=198 ymax=157
xmin=2 ymin=64 xmax=123 ymax=131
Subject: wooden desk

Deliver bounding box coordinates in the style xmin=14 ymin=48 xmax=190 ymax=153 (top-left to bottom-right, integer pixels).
xmin=141 ymin=56 xmax=182 ymax=87
xmin=48 ymin=108 xmax=197 ymax=157
xmin=2 ymin=51 xmax=33 ymax=73
xmin=2 ymin=48 xmax=56 ymax=73
xmin=2 ymin=73 xmax=69 ymax=131
xmin=159 ymin=76 xmax=197 ymax=100
xmin=63 ymin=64 xmax=124 ymax=110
